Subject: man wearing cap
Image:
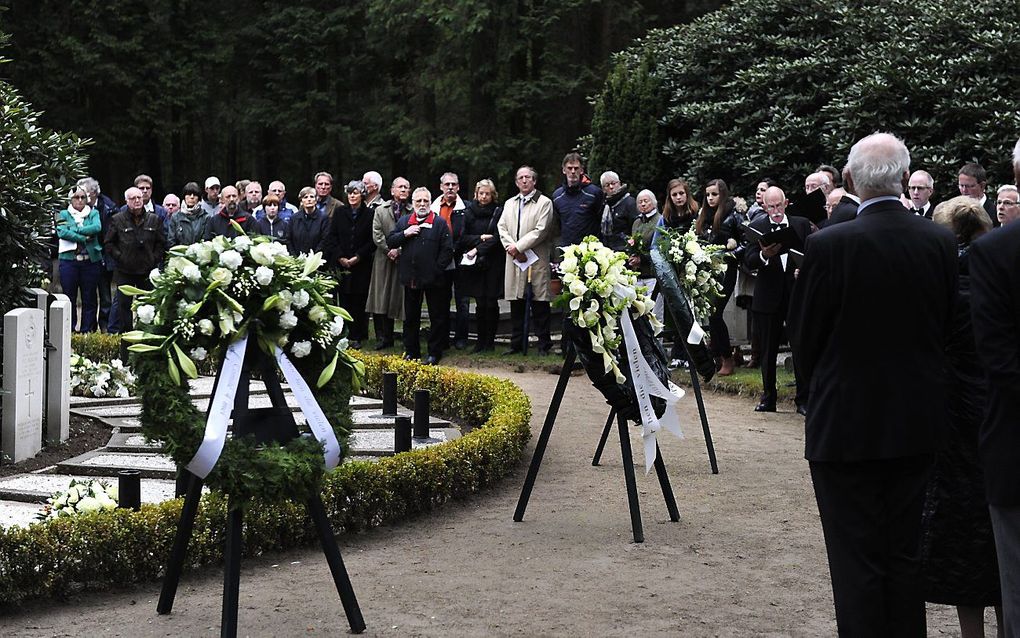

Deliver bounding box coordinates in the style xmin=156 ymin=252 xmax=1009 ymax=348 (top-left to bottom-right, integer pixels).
xmin=201 ymin=176 xmax=221 ymax=216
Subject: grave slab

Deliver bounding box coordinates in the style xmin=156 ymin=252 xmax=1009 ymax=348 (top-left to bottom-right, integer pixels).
xmin=57 ymin=450 xmax=177 ymax=479
xmin=0 ymin=472 xmax=186 ymax=505
xmin=348 ymin=427 xmax=461 ymax=456
xmin=352 ymin=410 xmax=452 ymax=429
xmin=46 ymin=294 xmax=71 ymax=444
xmin=0 ymin=500 xmax=43 ymax=529
xmin=2 ymin=307 xmax=45 ymax=462
xmin=107 ymin=432 xmax=163 ymax=453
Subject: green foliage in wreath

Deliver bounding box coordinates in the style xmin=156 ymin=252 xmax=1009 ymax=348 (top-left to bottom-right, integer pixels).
xmin=124 ymin=228 xmax=361 ymax=507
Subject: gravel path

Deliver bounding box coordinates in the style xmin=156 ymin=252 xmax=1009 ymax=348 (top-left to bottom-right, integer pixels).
xmin=0 ymin=367 xmax=989 ymax=636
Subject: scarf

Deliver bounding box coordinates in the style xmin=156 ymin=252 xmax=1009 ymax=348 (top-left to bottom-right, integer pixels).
xmin=68 ymin=204 xmax=92 ymax=225
xmin=409 ymin=210 xmax=435 ymax=226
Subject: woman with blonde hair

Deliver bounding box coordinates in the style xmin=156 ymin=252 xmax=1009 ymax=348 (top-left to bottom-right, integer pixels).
xmin=457 ymin=179 xmax=504 ymax=352
xmin=56 ymin=187 xmax=104 ymax=332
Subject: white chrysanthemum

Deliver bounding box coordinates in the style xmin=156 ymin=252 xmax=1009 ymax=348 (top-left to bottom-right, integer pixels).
xmin=326 ymin=315 xmax=344 ymax=337
xmin=182 ymin=263 xmax=202 ymax=282
xmin=250 ymin=242 xmax=276 ymax=266
xmin=219 ymin=249 xmax=243 ymax=270
xmin=279 ymin=309 xmax=298 ymax=330
xmin=190 ymin=347 xmax=208 ymax=361
xmin=198 ymin=319 xmax=215 ymax=335
xmin=308 ymin=305 xmax=328 ymax=323
xmin=292 ymin=289 xmax=310 ymax=309
xmin=255 ymin=266 xmax=274 ymax=286
xmin=136 ymin=304 xmax=156 ymax=324
xmin=291 ymin=340 xmax=312 ymax=358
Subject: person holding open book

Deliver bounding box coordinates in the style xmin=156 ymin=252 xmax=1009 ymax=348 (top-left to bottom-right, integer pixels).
xmin=742 ymin=186 xmax=813 ymax=414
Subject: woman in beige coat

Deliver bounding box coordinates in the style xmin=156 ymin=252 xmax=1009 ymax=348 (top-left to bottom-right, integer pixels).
xmin=366 ymin=181 xmax=411 ymax=349
xmin=497 ymin=166 xmax=555 ymax=354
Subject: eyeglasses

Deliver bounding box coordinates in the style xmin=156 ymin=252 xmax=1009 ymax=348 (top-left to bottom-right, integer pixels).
xmin=908 ymin=185 xmax=931 ymax=191
xmin=996 ymin=199 xmax=1018 ymax=206
xmin=71 ymin=195 xmax=87 ymax=200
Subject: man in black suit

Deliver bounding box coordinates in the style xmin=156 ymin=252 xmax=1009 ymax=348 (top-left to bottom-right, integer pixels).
xmin=907 ymin=169 xmax=937 ymax=218
xmin=958 ymin=162 xmax=998 ymax=227
xmin=820 ymin=166 xmax=859 ymax=228
xmin=790 ymin=133 xmax=958 ymax=636
xmin=969 ymin=218 xmax=1020 ymax=634
xmin=743 ymin=186 xmax=813 ymax=414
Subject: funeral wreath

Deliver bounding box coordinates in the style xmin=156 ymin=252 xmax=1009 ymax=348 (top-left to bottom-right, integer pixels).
xmin=121 ymin=224 xmax=364 ymax=505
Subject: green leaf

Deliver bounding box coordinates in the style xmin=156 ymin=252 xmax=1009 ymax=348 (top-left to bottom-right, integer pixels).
xmin=261 ymin=294 xmax=281 ymax=312
xmin=172 ymin=343 xmax=199 ymax=379
xmin=229 ymin=219 xmax=248 ymax=236
xmin=328 ymin=304 xmax=353 ymax=321
xmin=167 ymin=354 xmax=181 ymax=386
xmin=118 ymin=285 xmax=148 ymax=296
xmin=127 ymin=343 xmax=163 ymax=353
xmin=316 ymin=350 xmax=340 ymax=388
xmin=184 ymin=301 xmax=205 ymax=318
xmin=216 ymin=289 xmax=245 ymax=313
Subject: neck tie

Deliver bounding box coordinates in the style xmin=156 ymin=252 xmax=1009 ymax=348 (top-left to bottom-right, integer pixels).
xmin=771 ymin=222 xmax=786 ymax=230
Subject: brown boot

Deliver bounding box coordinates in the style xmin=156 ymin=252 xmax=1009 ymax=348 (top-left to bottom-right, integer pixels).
xmin=718 ymin=355 xmax=735 ymax=376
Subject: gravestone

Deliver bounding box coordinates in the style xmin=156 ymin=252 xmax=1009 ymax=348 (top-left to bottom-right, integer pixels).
xmin=2 ymin=308 xmax=45 ymax=462
xmin=26 ymin=288 xmax=48 ymax=313
xmin=46 ymin=294 xmax=71 ymax=444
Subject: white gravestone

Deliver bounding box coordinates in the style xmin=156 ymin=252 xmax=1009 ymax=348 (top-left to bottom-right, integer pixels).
xmin=26 ymin=288 xmax=48 ymax=313
xmin=46 ymin=294 xmax=71 ymax=444
xmin=3 ymin=308 xmax=45 ymax=462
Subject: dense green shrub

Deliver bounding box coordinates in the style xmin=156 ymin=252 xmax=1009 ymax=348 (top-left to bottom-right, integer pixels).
xmin=0 ymin=31 xmax=88 ymax=365
xmin=0 ymin=353 xmax=532 ymax=605
xmin=588 ymin=0 xmax=1020 ymax=200
xmin=70 ymin=333 xmax=122 ymax=363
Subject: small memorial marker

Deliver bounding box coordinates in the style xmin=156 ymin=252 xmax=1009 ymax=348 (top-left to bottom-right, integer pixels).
xmin=46 ymin=293 xmax=71 ymax=444
xmin=2 ymin=308 xmax=45 ymax=462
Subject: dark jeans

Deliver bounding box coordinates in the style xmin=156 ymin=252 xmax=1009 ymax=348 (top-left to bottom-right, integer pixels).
xmin=403 ymin=286 xmax=448 ymax=359
xmin=59 ymin=258 xmax=103 ymax=332
xmin=339 ymin=292 xmax=369 ymax=342
xmin=509 ymin=298 xmax=551 ymax=351
xmin=113 ymin=272 xmax=152 ymax=338
xmin=98 ymin=267 xmax=113 ymax=332
xmin=810 ymin=456 xmax=933 ymax=637
xmin=708 ymin=262 xmax=737 ymax=357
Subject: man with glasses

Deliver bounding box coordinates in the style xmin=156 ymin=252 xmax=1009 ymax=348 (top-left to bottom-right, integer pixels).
xmin=265 ymin=180 xmax=298 ymax=221
xmin=104 ymin=187 xmax=166 ymax=333
xmin=431 ymin=172 xmax=468 ymax=349
xmin=386 ymin=187 xmax=454 ymax=365
xmin=906 ymin=170 xmax=936 ymax=218
xmin=958 ymin=162 xmax=998 ymax=227
xmin=126 ymin=174 xmax=169 ymax=227
xmin=743 ymin=186 xmax=814 ymax=414
xmin=996 ymin=185 xmax=1020 ymax=226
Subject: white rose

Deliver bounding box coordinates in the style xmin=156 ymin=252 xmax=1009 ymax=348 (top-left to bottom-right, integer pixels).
xmin=198 ymin=318 xmax=215 ymax=335
xmin=211 ymin=235 xmax=230 ymax=253
xmin=219 ymin=250 xmax=243 ymax=270
xmin=279 ymin=309 xmax=298 ymax=330
xmin=136 ymin=304 xmax=156 ymax=324
xmin=292 ymin=289 xmax=310 ymax=309
xmin=76 ymin=496 xmax=101 ymax=512
xmin=685 ymin=240 xmax=700 ymax=255
xmin=584 ymin=260 xmax=599 ymax=278
xmin=291 ymin=340 xmax=312 ymax=358
xmin=149 ymin=268 xmax=162 ymax=285
xmin=233 ymin=235 xmax=252 ymax=252
xmin=211 ymin=267 xmax=233 ymax=285
xmin=250 ymin=242 xmax=276 ymax=266
xmin=568 ymin=279 xmax=587 ymax=297
xmin=190 ymin=347 xmax=207 ymax=361
xmin=255 ymin=265 xmax=274 ymax=286
xmin=308 ymin=305 xmax=328 ymax=323
xmin=560 ymin=256 xmax=578 ymax=273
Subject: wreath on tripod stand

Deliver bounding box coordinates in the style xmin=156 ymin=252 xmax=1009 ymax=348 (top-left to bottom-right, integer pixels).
xmin=121 ymin=226 xmax=364 ymax=506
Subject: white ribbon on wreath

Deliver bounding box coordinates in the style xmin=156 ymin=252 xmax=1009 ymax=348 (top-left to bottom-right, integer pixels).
xmin=186 ymin=335 xmax=341 ymax=479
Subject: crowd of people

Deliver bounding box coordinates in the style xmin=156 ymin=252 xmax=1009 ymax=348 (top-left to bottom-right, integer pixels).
xmin=52 ymin=136 xmax=1020 ymax=636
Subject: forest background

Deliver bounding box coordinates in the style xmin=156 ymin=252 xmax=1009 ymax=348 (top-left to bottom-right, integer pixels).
xmin=0 ymin=0 xmax=723 ymax=200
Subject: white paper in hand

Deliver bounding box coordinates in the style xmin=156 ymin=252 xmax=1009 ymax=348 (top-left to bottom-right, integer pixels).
xmin=460 ymin=252 xmax=477 ymax=266
xmin=514 ymin=249 xmax=539 ymax=272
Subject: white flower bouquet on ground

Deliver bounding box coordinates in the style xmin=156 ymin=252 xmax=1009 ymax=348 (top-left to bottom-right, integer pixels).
xmin=70 ymin=354 xmax=136 ymax=398
xmin=36 ymin=478 xmax=118 ymax=520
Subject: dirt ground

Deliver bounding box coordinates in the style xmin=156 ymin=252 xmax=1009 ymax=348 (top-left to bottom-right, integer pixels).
xmin=0 ymin=367 xmax=995 ymax=637
xmin=0 ymin=416 xmax=110 ymax=478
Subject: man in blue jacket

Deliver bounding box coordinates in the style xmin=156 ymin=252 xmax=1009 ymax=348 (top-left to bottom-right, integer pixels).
xmin=552 ymin=152 xmax=605 ymax=247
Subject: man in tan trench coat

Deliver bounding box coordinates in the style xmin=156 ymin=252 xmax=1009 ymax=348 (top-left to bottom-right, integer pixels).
xmin=366 ymin=177 xmax=411 ymax=349
xmin=497 ymin=165 xmax=554 ymax=354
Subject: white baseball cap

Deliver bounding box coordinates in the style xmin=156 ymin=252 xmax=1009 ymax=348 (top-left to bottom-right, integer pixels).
xmin=205 ymin=176 xmax=221 ymax=189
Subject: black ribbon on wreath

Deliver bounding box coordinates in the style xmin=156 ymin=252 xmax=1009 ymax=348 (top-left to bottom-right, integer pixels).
xmin=564 ymin=311 xmax=671 ymax=423
xmin=649 ymin=246 xmax=717 ymax=382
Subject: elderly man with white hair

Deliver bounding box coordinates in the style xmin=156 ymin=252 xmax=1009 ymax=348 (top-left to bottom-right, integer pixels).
xmin=362 ymin=171 xmax=385 ymax=209
xmin=995 ymin=184 xmax=1020 ymax=225
xmin=804 ymin=171 xmax=833 ymax=196
xmin=791 ymin=132 xmax=958 ymax=637
xmin=104 ymin=186 xmax=167 ymax=333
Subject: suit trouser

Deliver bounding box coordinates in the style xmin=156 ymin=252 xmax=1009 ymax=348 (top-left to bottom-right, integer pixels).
xmin=339 ymin=292 xmax=369 ymax=342
xmin=990 ymin=504 xmax=1020 ymax=637
xmin=810 ymin=455 xmax=933 ymax=637
xmin=372 ymin=314 xmax=394 ymax=345
xmin=403 ymin=286 xmax=447 ymax=359
xmin=509 ymin=299 xmax=551 ymax=351
xmin=755 ymin=310 xmax=807 ymax=406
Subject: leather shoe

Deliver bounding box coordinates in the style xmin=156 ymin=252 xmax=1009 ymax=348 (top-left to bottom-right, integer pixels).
xmin=796 ymin=405 xmax=808 ymax=417
xmin=423 ymin=355 xmax=439 ymax=366
xmin=754 ymin=401 xmax=776 ymax=413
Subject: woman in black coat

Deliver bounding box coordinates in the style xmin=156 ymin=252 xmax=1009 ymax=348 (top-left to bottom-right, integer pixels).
xmin=457 ymin=179 xmax=504 ymax=352
xmin=325 ymin=181 xmax=375 ymax=348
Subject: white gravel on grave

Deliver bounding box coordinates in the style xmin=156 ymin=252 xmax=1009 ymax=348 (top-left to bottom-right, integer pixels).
xmin=0 ymin=473 xmax=181 ymax=502
xmin=78 ymin=453 xmax=176 ymax=471
xmin=349 ymin=429 xmax=450 ymax=450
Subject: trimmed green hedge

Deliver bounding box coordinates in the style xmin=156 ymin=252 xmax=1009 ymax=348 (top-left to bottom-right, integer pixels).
xmin=0 ymin=353 xmax=531 ymax=605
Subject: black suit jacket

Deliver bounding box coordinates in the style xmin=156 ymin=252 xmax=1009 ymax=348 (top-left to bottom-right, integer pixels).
xmin=821 ymin=196 xmax=859 ymax=228
xmin=982 ymin=196 xmax=999 ymax=228
xmin=969 ymin=222 xmax=1020 ymax=504
xmin=325 ymin=204 xmax=375 ymax=295
xmin=789 ymin=199 xmax=958 ymax=462
xmin=743 ymin=215 xmax=814 ymax=314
